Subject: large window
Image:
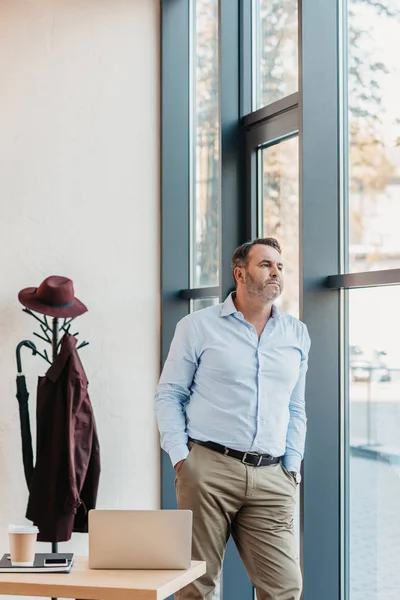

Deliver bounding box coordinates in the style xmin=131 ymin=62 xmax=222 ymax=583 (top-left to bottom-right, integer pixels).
xmin=191 ymin=0 xmax=220 ymax=288
xmin=259 ymin=136 xmax=299 ymax=316
xmin=344 ymin=4 xmax=400 ymax=600
xmin=253 ymin=0 xmax=298 ymax=109
xmin=347 ymin=2 xmax=400 ymax=273
xmin=348 ymin=286 xmax=400 ymax=599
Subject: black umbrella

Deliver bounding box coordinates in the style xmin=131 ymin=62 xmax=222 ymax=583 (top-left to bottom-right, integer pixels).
xmin=15 ymin=340 xmax=37 ymax=489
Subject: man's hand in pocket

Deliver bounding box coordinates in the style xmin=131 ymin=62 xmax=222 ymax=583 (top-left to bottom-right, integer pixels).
xmin=174 ymin=459 xmax=185 ymax=473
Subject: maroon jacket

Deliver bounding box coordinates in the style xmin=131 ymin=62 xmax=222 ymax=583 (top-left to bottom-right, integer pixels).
xmin=26 ymin=334 xmax=100 ymax=542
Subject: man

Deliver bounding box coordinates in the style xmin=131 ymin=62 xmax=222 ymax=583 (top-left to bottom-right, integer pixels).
xmin=155 ymin=238 xmax=311 ymax=600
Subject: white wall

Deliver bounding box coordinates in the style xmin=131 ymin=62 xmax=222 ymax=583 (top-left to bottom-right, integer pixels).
xmin=0 ymin=0 xmax=160 ymax=569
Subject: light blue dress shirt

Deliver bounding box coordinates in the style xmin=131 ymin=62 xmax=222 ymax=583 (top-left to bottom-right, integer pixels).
xmin=155 ymin=293 xmax=311 ymax=473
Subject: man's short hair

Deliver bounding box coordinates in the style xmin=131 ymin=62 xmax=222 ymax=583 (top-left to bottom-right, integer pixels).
xmin=231 ymin=238 xmax=282 ymax=282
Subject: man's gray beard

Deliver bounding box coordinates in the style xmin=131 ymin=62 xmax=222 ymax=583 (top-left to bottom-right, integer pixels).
xmin=245 ymin=273 xmax=282 ymax=302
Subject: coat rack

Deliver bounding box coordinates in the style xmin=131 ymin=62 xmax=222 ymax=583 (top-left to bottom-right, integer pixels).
xmin=21 ymin=308 xmax=89 ymax=363
xmin=15 ymin=309 xmax=89 ymax=560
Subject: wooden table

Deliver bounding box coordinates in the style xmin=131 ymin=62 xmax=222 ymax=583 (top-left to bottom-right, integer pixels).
xmin=0 ymin=556 xmax=206 ymax=600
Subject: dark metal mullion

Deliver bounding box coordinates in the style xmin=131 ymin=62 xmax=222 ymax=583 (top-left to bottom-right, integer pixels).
xmin=245 ymin=137 xmax=258 ymax=240
xmin=189 ymin=0 xmax=197 ymax=289
xmin=339 ymin=0 xmax=350 ymax=591
xmin=244 ymin=91 xmax=300 ymax=128
xmin=298 ymin=0 xmax=305 ymax=585
xmin=160 ymin=0 xmax=191 ymax=517
xmin=326 ymin=269 xmax=400 ymax=290
xmin=239 ymin=0 xmax=252 ymax=119
xmin=245 ymin=107 xmax=299 ymax=148
xmin=341 ymin=288 xmax=350 ymax=600
xmin=339 ymin=0 xmax=350 ymax=592
xmin=252 ymin=0 xmax=260 ymax=110
xmin=301 ymin=0 xmax=341 ymax=598
xmin=244 ymin=0 xmax=257 ymax=242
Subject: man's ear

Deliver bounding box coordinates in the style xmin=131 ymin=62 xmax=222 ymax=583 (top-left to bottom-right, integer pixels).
xmin=234 ymin=267 xmax=245 ymax=285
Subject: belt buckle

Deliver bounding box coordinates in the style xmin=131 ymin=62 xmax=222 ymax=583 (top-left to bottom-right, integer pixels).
xmin=241 ymin=452 xmax=262 ymax=467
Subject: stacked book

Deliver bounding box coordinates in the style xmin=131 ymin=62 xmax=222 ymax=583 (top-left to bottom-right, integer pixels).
xmin=0 ymin=553 xmax=74 ymax=573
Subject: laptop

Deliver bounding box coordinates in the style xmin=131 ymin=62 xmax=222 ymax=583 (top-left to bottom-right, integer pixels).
xmin=88 ymin=509 xmax=193 ymax=570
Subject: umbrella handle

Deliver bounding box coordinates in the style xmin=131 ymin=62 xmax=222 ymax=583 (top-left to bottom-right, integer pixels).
xmin=16 ymin=340 xmax=37 ymax=374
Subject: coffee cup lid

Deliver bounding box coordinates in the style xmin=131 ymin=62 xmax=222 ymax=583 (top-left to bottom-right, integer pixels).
xmin=8 ymin=525 xmax=39 ymax=534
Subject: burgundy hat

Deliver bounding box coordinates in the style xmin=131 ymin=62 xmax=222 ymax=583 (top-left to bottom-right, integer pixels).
xmin=18 ymin=276 xmax=88 ymax=318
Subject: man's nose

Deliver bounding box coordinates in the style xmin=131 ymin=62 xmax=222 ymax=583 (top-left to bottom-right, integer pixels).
xmin=270 ymin=266 xmax=279 ymax=277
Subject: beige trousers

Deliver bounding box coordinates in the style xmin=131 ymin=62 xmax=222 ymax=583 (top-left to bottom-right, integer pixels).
xmin=175 ymin=442 xmax=301 ymax=600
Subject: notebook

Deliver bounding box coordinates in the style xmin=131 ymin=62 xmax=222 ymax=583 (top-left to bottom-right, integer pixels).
xmin=0 ymin=553 xmax=74 ymax=573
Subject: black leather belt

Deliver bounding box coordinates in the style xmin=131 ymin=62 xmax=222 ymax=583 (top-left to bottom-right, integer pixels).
xmin=189 ymin=438 xmax=281 ymax=467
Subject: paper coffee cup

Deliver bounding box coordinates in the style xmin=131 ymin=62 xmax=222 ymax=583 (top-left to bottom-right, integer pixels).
xmin=8 ymin=525 xmax=39 ymax=566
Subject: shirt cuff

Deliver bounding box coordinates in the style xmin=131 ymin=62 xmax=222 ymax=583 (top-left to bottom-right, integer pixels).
xmin=169 ymin=443 xmax=189 ymax=468
xmin=282 ymin=454 xmax=301 ymax=473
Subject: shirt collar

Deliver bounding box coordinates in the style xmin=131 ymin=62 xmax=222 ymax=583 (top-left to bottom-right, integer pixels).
xmin=220 ymin=292 xmax=237 ymax=317
xmin=220 ymin=292 xmax=280 ymax=320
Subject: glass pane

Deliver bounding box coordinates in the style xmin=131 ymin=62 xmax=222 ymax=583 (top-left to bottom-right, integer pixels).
xmin=349 ymin=286 xmax=400 ymax=599
xmin=191 ymin=0 xmax=220 ymax=288
xmin=253 ymin=0 xmax=298 ymax=109
xmin=259 ymin=136 xmax=299 ymax=318
xmin=191 ymin=297 xmax=219 ymax=313
xmin=347 ymin=3 xmax=400 ymax=272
